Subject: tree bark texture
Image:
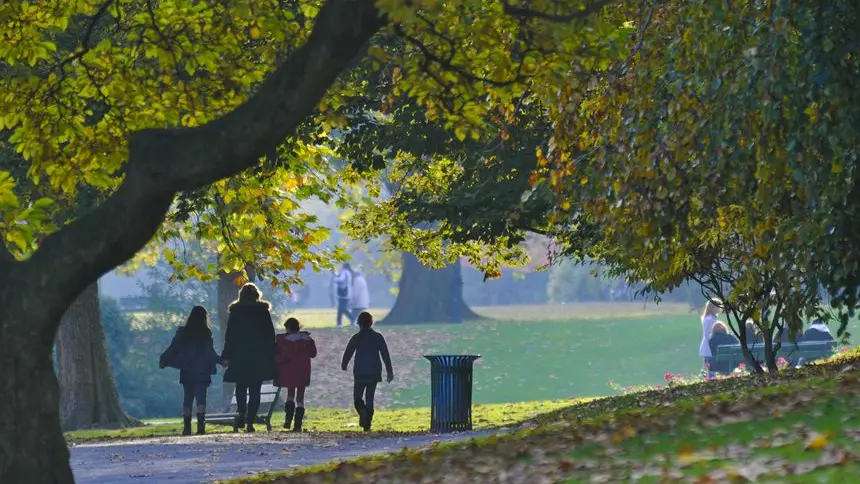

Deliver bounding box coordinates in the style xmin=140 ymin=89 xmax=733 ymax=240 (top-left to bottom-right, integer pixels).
xmin=382 ymin=253 xmax=479 ymax=325
xmin=56 ymin=283 xmax=137 ymax=430
xmin=0 ymin=1 xmax=386 ymax=481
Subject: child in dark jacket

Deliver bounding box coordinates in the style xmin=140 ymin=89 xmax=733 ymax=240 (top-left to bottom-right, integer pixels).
xmin=275 ymin=317 xmax=317 ymax=432
xmin=341 ymin=312 xmax=394 ymax=431
xmin=160 ymin=306 xmax=222 ymax=435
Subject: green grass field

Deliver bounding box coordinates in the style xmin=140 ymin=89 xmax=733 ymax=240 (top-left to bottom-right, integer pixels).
xmin=261 ymin=303 xmax=856 ymax=408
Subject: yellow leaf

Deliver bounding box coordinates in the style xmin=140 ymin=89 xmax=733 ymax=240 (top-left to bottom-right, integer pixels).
xmin=249 ymin=25 xmax=261 ymax=39
xmin=804 ymin=431 xmax=832 ymax=451
xmin=234 ymin=274 xmax=248 ymax=287
xmin=677 ymin=444 xmax=695 ymax=463
xmin=832 ymin=162 xmax=843 ymax=174
xmin=561 ymin=201 xmax=571 ymax=211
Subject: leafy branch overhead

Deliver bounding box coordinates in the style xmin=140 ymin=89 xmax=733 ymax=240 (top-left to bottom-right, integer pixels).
xmin=1 ymin=0 xmax=635 ymax=285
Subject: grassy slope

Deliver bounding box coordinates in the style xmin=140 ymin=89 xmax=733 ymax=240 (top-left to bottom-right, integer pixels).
xmin=217 ymin=350 xmax=860 ymax=484
xmin=65 ymin=397 xmax=592 ymax=442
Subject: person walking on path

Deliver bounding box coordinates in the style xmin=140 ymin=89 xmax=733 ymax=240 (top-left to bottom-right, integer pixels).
xmin=274 ymin=317 xmax=317 ymax=432
xmin=699 ymin=299 xmax=721 ymax=375
xmin=221 ymin=283 xmax=276 ymax=433
xmin=333 ymin=263 xmax=354 ymax=327
xmin=341 ymin=312 xmax=394 ymax=432
xmin=350 ymin=268 xmax=370 ymax=326
xmin=159 ymin=306 xmax=223 ymax=435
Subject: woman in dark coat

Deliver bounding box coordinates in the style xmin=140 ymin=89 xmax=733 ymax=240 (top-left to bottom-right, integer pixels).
xmin=221 ymin=283 xmax=276 ymax=432
xmin=159 ymin=306 xmax=222 ymax=435
xmin=341 ymin=311 xmax=394 ymax=432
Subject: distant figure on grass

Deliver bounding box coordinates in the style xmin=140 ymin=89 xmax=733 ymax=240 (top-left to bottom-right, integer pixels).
xmin=333 ymin=263 xmax=354 ymax=327
xmin=159 ymin=305 xmax=223 ymax=435
xmin=221 ymin=283 xmax=276 ymax=433
xmin=350 ymin=268 xmax=370 ymax=326
xmin=708 ymin=321 xmax=740 ymax=356
xmin=275 ymin=317 xmax=317 ymax=432
xmin=699 ymin=299 xmax=722 ymax=373
xmin=341 ymin=312 xmax=394 ymax=431
xmin=800 ymin=319 xmax=835 ymax=342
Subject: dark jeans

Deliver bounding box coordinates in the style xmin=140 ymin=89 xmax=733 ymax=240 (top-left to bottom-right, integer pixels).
xmin=182 ymin=382 xmax=208 ymax=410
xmin=235 ymin=381 xmax=263 ymax=421
xmin=353 ymin=381 xmax=378 ymax=414
xmin=337 ymin=298 xmax=352 ymax=327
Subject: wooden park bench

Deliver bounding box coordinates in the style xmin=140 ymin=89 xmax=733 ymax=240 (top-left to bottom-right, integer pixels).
xmin=206 ymin=383 xmax=282 ymax=432
xmin=711 ymin=340 xmax=836 ymax=375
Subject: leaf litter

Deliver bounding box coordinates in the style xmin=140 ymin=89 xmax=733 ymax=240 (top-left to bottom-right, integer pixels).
xmin=220 ymin=358 xmax=860 ymax=484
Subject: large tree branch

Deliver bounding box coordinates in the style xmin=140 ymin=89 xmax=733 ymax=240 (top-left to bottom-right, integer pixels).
xmin=501 ymin=0 xmax=615 ymax=22
xmin=21 ymin=0 xmax=386 ymax=341
xmin=0 ymin=242 xmax=13 ymax=267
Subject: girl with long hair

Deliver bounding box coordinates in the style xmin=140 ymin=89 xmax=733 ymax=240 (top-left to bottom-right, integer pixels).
xmin=699 ymin=299 xmax=722 ymax=374
xmin=159 ymin=305 xmax=222 ymax=435
xmin=221 ymin=283 xmax=276 ymax=432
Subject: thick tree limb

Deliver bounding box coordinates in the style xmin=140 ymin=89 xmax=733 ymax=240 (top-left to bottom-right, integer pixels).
xmin=0 ymin=242 xmax=13 ymax=266
xmin=22 ymin=0 xmax=386 ymax=338
xmin=501 ymin=0 xmax=615 ymax=22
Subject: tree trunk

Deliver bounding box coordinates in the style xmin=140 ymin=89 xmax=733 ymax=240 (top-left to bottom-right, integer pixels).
xmin=56 ymin=282 xmax=137 ymax=430
xmin=0 ymin=2 xmax=385 ymax=480
xmin=382 ymin=253 xmax=479 ymax=325
xmin=0 ymin=305 xmax=72 ymax=482
xmin=216 ymin=270 xmax=242 ymax=408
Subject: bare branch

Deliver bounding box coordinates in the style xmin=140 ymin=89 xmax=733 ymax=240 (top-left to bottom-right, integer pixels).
xmin=501 ymin=0 xmax=615 ymax=23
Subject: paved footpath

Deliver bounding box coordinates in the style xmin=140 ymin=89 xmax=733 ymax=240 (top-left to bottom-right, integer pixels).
xmin=70 ymin=430 xmax=503 ymax=484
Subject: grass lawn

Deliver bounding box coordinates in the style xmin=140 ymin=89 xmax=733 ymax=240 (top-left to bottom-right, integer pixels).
xmin=125 ymin=302 xmax=857 ymax=412
xmin=278 ymin=302 xmax=696 ymax=327
xmin=216 ymin=351 xmax=860 ymax=483
xmin=65 ymin=397 xmax=592 ymax=442
xmin=276 ymin=303 xmax=857 ymax=408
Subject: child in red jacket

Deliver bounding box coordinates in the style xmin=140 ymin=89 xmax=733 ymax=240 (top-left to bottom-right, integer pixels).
xmin=275 ymin=317 xmax=317 ymax=432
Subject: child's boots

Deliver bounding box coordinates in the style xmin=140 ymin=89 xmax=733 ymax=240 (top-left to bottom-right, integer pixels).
xmin=283 ymin=401 xmax=296 ymax=429
xmin=293 ymin=407 xmax=305 ymax=432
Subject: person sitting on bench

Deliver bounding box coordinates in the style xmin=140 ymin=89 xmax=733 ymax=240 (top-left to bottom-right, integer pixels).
xmin=744 ymin=320 xmax=762 ymax=344
xmin=800 ymin=319 xmax=835 ymax=342
xmin=709 ymin=321 xmax=739 ymax=357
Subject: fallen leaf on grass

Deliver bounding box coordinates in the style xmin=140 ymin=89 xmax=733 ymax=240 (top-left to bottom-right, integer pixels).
xmin=804 ymin=431 xmax=833 ymax=451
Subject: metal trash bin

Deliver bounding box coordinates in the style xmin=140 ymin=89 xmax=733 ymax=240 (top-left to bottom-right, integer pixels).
xmin=424 ymin=354 xmax=481 ymax=433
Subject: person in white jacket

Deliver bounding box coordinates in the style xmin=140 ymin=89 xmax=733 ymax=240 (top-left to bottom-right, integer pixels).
xmin=350 ymin=269 xmax=370 ymax=326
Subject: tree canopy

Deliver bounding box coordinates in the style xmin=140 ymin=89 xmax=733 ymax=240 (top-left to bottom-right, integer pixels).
xmin=0 ymin=0 xmax=634 ymax=284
